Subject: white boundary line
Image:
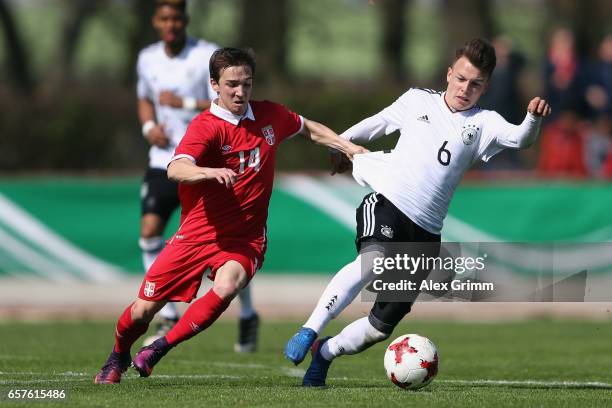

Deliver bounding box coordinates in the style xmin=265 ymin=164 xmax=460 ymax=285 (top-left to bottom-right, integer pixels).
xmin=278 ymin=175 xmax=356 ymax=229
xmin=0 ymin=370 xmax=610 ymax=389
xmin=0 ymin=193 xmax=123 ymax=282
xmin=438 ymin=379 xmax=612 ymax=388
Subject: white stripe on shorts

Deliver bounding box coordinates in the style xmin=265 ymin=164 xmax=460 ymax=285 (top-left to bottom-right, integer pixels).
xmin=362 ymin=193 xmax=378 ymax=238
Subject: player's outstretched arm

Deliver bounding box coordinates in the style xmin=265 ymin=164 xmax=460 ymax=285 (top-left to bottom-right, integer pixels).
xmin=494 ymin=97 xmax=552 ymax=150
xmin=168 ymin=157 xmax=236 ymax=187
xmin=300 ymin=119 xmax=369 ymax=161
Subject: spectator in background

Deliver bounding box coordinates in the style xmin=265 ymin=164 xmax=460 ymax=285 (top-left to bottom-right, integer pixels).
xmin=544 ymin=28 xmax=587 ymax=120
xmin=479 ymin=36 xmax=526 ymax=170
xmin=584 ymin=33 xmax=612 ymax=117
xmin=585 ymin=114 xmax=612 ymax=178
xmin=479 ymin=36 xmax=525 ymax=124
xmin=537 ymin=110 xmax=588 ymax=178
xmin=135 ymin=0 xmax=260 ymax=352
xmin=538 ymin=28 xmax=590 ymax=178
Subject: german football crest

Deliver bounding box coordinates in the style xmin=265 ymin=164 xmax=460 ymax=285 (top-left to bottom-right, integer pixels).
xmin=261 ymin=125 xmax=275 ymax=145
xmin=381 ymin=225 xmax=394 ymax=238
xmin=461 ymin=124 xmax=479 ymax=145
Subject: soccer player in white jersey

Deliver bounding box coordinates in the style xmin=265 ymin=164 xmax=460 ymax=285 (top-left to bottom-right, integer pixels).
xmin=284 ymin=38 xmax=552 ymax=386
xmin=137 ymin=0 xmax=259 ymax=352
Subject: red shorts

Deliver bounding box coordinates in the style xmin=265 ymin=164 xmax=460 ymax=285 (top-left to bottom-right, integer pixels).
xmin=138 ymin=240 xmax=264 ymax=303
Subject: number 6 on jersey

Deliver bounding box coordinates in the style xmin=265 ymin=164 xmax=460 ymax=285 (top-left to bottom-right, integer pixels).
xmin=437 ymin=141 xmax=451 ymax=166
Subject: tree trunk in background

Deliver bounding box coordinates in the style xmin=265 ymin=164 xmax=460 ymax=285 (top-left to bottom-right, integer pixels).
xmin=380 ymin=0 xmax=409 ymax=83
xmin=238 ymin=0 xmax=289 ymax=83
xmin=123 ymin=0 xmax=157 ymax=85
xmin=546 ymin=0 xmax=612 ymax=57
xmin=54 ymin=0 xmax=106 ymax=87
xmin=0 ymin=0 xmax=33 ymax=94
xmin=442 ymin=0 xmax=496 ymax=64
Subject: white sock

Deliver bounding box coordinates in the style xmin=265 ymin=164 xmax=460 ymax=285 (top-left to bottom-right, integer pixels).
xmin=139 ymin=236 xmax=164 ymax=272
xmin=238 ymin=284 xmax=256 ymax=319
xmin=304 ymin=253 xmax=379 ymax=334
xmin=158 ymin=302 xmax=179 ymax=320
xmin=320 ymin=316 xmax=389 ymax=361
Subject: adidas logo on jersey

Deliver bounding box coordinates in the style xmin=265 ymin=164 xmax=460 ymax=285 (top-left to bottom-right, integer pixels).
xmin=417 ymin=114 xmax=430 ymax=123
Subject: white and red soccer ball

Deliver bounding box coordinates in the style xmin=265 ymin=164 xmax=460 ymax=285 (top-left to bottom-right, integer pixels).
xmin=384 ymin=334 xmax=439 ymax=390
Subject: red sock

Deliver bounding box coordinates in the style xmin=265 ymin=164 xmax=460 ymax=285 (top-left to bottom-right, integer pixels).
xmin=113 ymin=303 xmax=150 ymax=353
xmin=165 ymin=289 xmax=230 ymax=346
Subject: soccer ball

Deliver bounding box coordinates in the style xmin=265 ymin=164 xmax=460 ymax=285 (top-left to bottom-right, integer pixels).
xmin=384 ymin=334 xmax=439 ymax=390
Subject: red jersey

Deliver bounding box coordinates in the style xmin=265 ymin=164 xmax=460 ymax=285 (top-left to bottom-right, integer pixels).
xmin=170 ymin=100 xmax=303 ymax=245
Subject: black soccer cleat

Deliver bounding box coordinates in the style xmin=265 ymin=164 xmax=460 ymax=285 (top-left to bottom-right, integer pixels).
xmin=234 ymin=313 xmax=260 ymax=353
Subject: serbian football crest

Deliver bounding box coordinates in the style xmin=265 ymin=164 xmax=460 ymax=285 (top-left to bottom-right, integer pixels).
xmin=261 ymin=125 xmax=275 ymax=145
xmin=144 ymin=281 xmax=156 ymax=297
xmin=461 ymin=124 xmax=479 ymax=145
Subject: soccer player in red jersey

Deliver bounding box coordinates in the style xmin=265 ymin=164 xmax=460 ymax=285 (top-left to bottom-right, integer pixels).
xmin=94 ymin=47 xmax=367 ymax=384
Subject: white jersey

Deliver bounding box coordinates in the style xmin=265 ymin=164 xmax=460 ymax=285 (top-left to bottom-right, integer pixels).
xmin=346 ymin=88 xmax=542 ymax=235
xmin=137 ymin=37 xmax=219 ymax=169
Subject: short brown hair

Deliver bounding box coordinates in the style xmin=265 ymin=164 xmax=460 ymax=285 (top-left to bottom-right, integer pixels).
xmin=209 ymin=48 xmax=256 ymax=83
xmin=155 ymin=0 xmax=186 ymax=12
xmin=453 ymin=38 xmax=496 ymax=79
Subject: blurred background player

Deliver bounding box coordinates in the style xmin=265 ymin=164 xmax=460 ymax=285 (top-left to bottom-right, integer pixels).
xmin=94 ymin=47 xmax=367 ymax=384
xmin=137 ymin=0 xmax=259 ymax=352
xmin=284 ymin=38 xmax=552 ymax=387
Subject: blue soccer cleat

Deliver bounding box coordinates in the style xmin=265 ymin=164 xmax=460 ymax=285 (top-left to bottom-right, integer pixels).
xmin=284 ymin=327 xmax=317 ymax=365
xmin=302 ymin=336 xmax=332 ymax=387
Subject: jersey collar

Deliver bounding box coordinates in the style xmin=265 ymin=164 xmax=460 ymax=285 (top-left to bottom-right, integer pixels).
xmin=440 ymin=91 xmax=477 ymax=115
xmin=210 ymin=100 xmax=255 ymax=125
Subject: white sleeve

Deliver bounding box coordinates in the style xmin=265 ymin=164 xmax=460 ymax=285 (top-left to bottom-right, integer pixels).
xmin=136 ymin=53 xmax=152 ymax=100
xmin=341 ymin=90 xmax=411 ymax=143
xmin=478 ymin=111 xmax=543 ymax=162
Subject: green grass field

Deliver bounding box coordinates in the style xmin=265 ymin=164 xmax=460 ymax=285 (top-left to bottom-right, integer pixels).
xmin=1 ymin=319 xmax=611 ymax=407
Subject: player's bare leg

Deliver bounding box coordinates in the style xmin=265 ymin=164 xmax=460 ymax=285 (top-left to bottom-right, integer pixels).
xmin=94 ymin=299 xmax=166 ymax=384
xmin=132 ymin=261 xmax=247 ymax=377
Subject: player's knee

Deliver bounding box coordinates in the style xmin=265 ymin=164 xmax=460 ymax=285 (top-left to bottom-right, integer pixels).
xmin=131 ymin=299 xmax=163 ymax=323
xmin=213 ymin=261 xmax=248 ymax=300
xmin=213 ymin=281 xmax=241 ymax=300
xmin=138 ymin=236 xmax=164 ymax=253
xmin=213 ymin=273 xmax=245 ymax=300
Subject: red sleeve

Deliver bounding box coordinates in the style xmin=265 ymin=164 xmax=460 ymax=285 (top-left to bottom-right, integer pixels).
xmin=270 ymin=102 xmax=304 ymax=143
xmin=173 ymin=117 xmax=218 ymax=162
